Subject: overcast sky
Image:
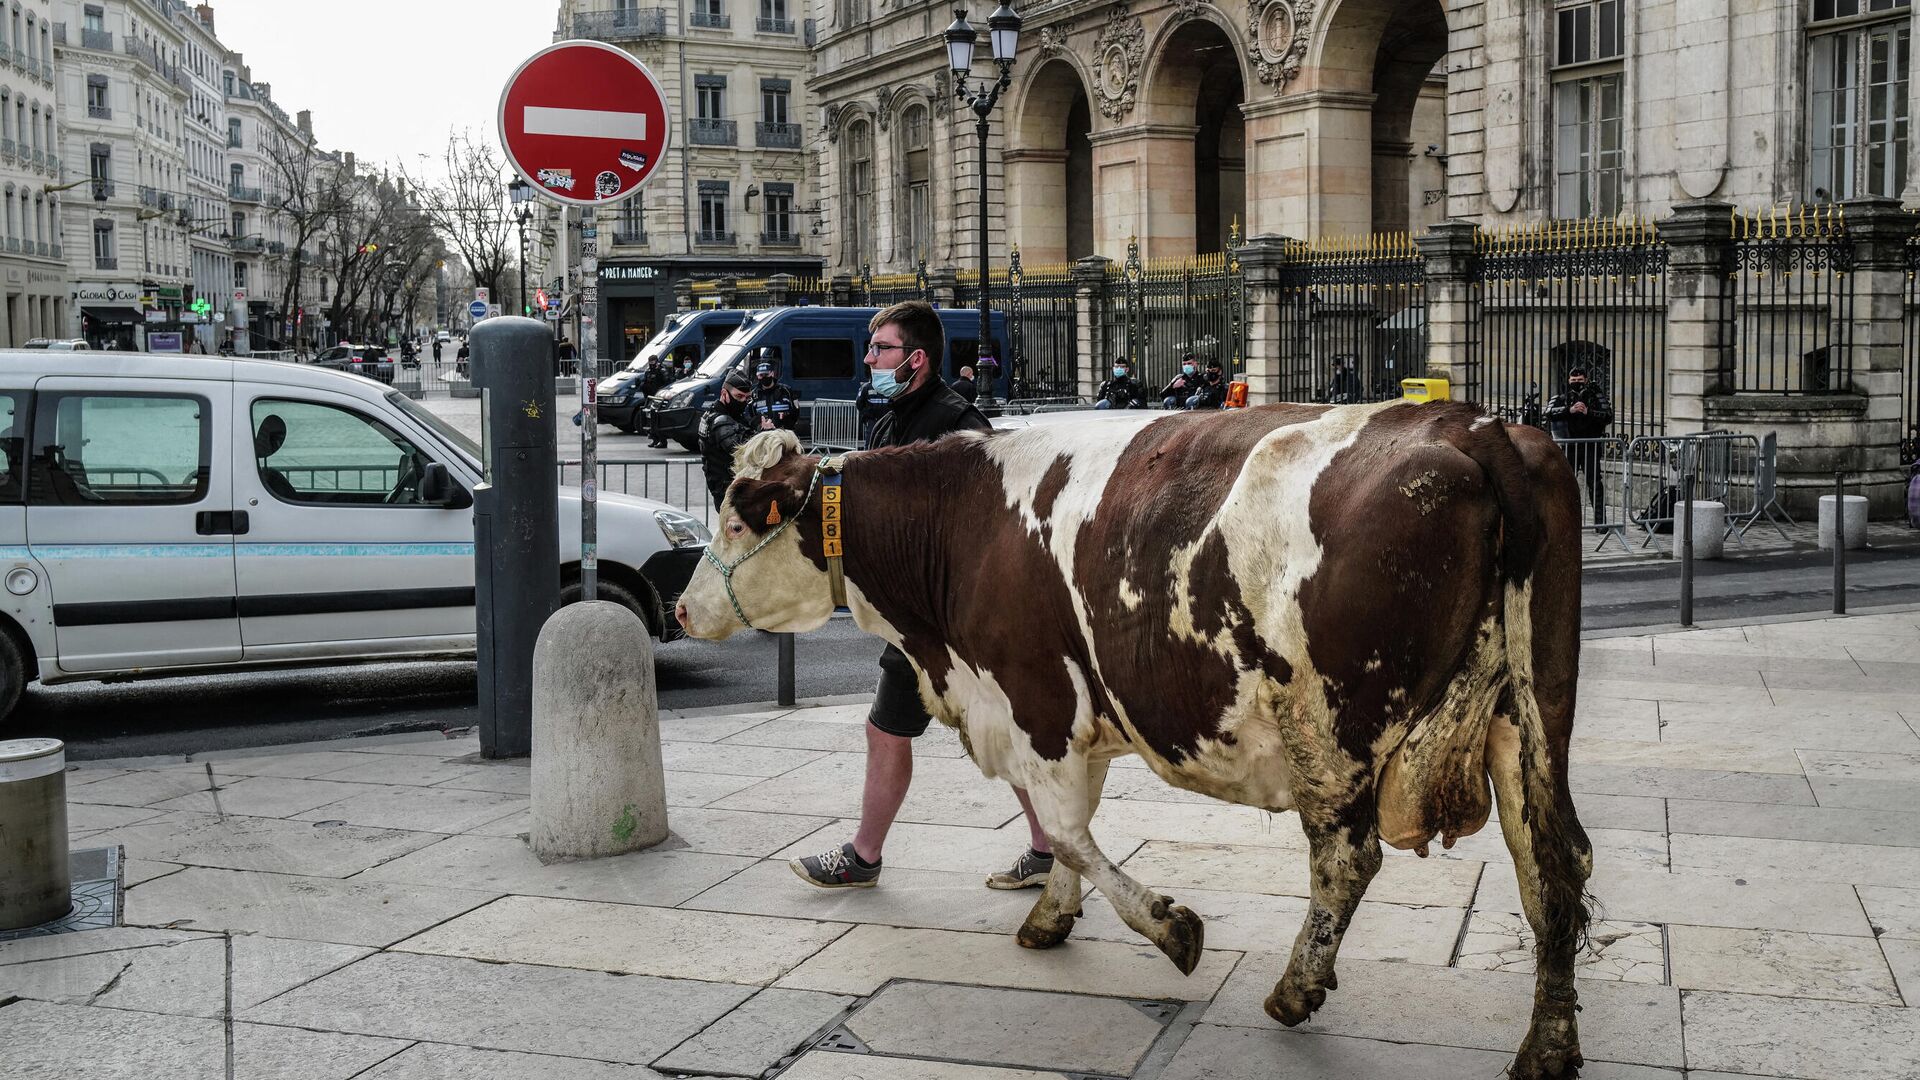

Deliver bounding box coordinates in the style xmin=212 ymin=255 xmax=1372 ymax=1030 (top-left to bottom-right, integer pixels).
xmin=211 ymin=0 xmax=557 ymax=180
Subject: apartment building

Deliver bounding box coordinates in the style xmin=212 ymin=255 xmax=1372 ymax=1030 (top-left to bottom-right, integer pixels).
xmin=0 ymin=0 xmax=67 ymax=344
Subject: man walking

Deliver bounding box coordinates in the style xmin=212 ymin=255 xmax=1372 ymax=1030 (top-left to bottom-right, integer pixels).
xmin=790 ymin=301 xmax=1055 ymax=891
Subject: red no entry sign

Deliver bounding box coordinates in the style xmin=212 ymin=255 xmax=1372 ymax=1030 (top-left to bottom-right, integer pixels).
xmin=497 ymin=40 xmax=671 ymax=206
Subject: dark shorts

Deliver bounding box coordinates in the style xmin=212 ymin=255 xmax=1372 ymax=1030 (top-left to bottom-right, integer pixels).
xmin=869 ymin=644 xmax=934 ymax=738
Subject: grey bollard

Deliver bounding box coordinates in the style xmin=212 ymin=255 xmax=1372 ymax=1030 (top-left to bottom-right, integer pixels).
xmin=530 ymin=600 xmax=668 ymax=860
xmin=1 ymin=739 xmax=71 ymax=930
xmin=472 ymin=317 xmax=561 ymax=759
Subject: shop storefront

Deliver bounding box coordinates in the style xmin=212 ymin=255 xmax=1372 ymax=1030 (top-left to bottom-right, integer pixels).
xmin=72 ymin=282 xmax=148 ymax=350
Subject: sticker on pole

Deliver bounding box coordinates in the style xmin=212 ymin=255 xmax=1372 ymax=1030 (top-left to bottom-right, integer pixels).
xmin=469 ymin=299 xmax=489 ymax=320
xmin=498 ymin=40 xmax=671 ymax=207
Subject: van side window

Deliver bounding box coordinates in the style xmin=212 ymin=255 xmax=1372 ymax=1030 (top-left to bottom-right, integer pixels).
xmin=702 ymin=322 xmax=736 ymax=354
xmin=0 ymin=392 xmax=25 ymax=504
xmin=792 ymin=338 xmax=855 ymax=381
xmin=250 ymin=399 xmax=436 ymax=506
xmin=29 ymin=393 xmax=210 ymax=506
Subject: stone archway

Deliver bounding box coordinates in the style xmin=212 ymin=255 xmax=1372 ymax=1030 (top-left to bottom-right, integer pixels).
xmin=1009 ymin=58 xmax=1097 ymax=266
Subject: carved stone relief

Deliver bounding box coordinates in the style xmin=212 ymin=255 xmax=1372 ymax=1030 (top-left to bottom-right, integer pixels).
xmin=1034 ymin=19 xmax=1076 ymax=61
xmin=932 ymin=70 xmax=952 ymax=118
xmin=824 ymin=102 xmax=844 ymax=142
xmin=1170 ymin=0 xmax=1208 ymax=25
xmin=877 ymin=88 xmax=894 ymax=131
xmin=1249 ymin=0 xmax=1314 ymax=93
xmin=1091 ymin=4 xmax=1146 ymax=121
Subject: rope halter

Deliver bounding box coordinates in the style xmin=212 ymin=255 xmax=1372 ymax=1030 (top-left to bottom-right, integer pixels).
xmin=701 ymin=463 xmax=830 ymax=630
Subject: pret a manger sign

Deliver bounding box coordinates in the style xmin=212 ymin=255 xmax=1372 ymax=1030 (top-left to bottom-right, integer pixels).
xmin=498 ymin=40 xmax=671 ymax=206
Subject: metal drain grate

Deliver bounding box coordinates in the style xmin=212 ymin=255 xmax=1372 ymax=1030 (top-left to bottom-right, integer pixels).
xmin=0 ymin=846 xmax=122 ymax=942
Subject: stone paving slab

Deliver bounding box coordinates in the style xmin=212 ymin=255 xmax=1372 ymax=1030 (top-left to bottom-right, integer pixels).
xmin=0 ymin=999 xmax=409 ymax=1080
xmin=0 ymin=932 xmax=369 ymax=1019
xmin=356 ymin=1044 xmax=664 ymax=1079
xmin=665 ymin=768 xmax=775 ymax=807
xmin=682 ymin=859 xmax=1040 ymax=936
xmin=124 ymin=866 xmax=498 ymax=947
xmin=660 ymin=740 xmax=829 ymax=777
xmin=1157 ymin=1023 xmax=1682 ymax=1080
xmin=242 ymin=951 xmax=753 ymax=1064
xmin=65 ymin=765 xmax=225 ymax=807
xmin=1121 ymin=839 xmax=1483 ymax=908
xmin=641 ymin=805 xmax=835 ymax=857
xmin=355 ymin=834 xmax=755 ymax=906
xmin=774 ymin=818 xmax=1132 ymax=878
xmin=1475 ymin=863 xmax=1874 ymax=937
xmin=713 ymin=752 xmax=1028 ymax=828
xmin=1456 ymin=910 xmax=1667 ymax=983
xmin=1667 ymin=798 xmax=1920 ymax=848
xmin=393 ymin=894 xmax=850 ymax=985
xmin=426 ymin=761 xmax=532 ymax=796
xmin=148 ymin=775 xmax=375 ymax=819
xmin=81 ymin=811 xmax=442 ymax=878
xmin=651 ymin=987 xmax=855 ymax=1077
xmin=0 ymin=926 xmax=205 ymax=967
xmin=1859 ymin=885 xmax=1920 ymax=940
xmin=1669 ymin=832 xmax=1920 ymax=889
xmin=844 ymin=981 xmax=1168 ymax=1075
xmin=1667 ymin=924 xmax=1901 ymax=1005
xmin=775 ymin=924 xmax=1239 ymax=1001
xmin=1681 ymin=990 xmax=1920 ymax=1080
xmin=290 ymin=784 xmax=529 ymax=834
xmin=1203 ymin=954 xmax=1685 ymax=1069
xmin=64 ymin=802 xmax=170 ymax=833
xmin=777 ymin=1054 xmax=1060 ymax=1079
xmin=1072 ymin=886 xmax=1463 ymax=965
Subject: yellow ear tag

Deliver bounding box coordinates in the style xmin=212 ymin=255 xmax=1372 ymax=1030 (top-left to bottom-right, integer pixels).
xmin=765 ymin=502 xmax=782 ymax=526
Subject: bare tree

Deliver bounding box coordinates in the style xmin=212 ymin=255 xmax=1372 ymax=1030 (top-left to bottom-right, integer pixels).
xmin=262 ymin=131 xmax=350 ymax=352
xmin=405 ymin=130 xmax=514 ymax=303
xmin=320 ymin=172 xmax=436 ymax=342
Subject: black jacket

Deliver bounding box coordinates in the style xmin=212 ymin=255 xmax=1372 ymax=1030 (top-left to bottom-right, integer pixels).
xmin=699 ymin=398 xmax=756 ymax=509
xmin=1159 ymin=372 xmax=1200 ymax=401
xmin=1326 ymin=368 xmax=1363 ymax=404
xmin=1096 ymin=375 xmax=1146 ymax=409
xmin=1190 ymin=375 xmax=1228 ymax=409
xmin=949 ymin=375 xmax=977 ymax=404
xmin=1544 ymin=383 xmax=1614 ymax=439
xmin=870 ymin=373 xmax=990 ymax=448
xmin=749 ymin=381 xmax=800 ymax=430
xmin=640 ymin=361 xmax=672 ymax=396
xmin=855 ymin=382 xmax=892 ymax=447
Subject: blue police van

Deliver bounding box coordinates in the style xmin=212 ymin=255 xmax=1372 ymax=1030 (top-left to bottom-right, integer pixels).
xmin=597 ymin=309 xmax=747 ymax=434
xmin=644 ymin=306 xmax=1009 ymax=450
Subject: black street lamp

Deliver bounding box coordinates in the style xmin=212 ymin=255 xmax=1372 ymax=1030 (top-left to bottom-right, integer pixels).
xmin=945 ymin=2 xmax=1020 ymax=398
xmin=507 ymin=176 xmax=533 ymax=317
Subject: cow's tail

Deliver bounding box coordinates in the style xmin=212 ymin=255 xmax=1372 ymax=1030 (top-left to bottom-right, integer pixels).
xmin=1459 ymin=416 xmax=1594 ymax=958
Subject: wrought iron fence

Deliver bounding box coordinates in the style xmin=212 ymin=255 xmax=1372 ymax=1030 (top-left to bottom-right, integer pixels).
xmin=1727 ymin=206 xmax=1852 ymax=395
xmin=1123 ymin=233 xmax=1245 ymax=397
xmin=861 ymin=262 xmax=928 ymax=306
xmin=1273 ymin=232 xmax=1424 ymax=405
xmin=1470 ymin=218 xmax=1667 ymax=443
xmin=1009 ymin=248 xmax=1081 ymax=398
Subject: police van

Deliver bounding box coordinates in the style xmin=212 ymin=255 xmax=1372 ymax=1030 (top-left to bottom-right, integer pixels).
xmin=0 ymin=353 xmax=710 ymax=723
xmin=643 ymin=306 xmax=1009 ymax=451
xmin=596 ymin=309 xmax=747 ymax=434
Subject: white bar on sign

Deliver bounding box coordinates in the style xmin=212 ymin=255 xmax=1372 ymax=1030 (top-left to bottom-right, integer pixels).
xmin=523 ymin=106 xmax=647 ymax=141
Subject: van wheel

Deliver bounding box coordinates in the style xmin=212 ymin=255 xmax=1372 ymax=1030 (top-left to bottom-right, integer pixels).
xmin=559 ymin=578 xmax=656 ymax=639
xmin=0 ymin=631 xmax=25 ymax=724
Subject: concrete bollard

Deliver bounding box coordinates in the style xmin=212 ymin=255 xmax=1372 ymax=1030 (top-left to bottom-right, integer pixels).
xmin=1688 ymin=501 xmax=1727 ymax=559
xmin=530 ymin=600 xmax=668 ymax=860
xmin=1 ymin=738 xmax=71 ymax=930
xmin=1818 ymin=494 xmax=1868 ymax=551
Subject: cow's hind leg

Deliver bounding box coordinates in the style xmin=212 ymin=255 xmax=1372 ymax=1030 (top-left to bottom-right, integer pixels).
xmin=1017 ymin=759 xmax=1108 ymax=950
xmin=1265 ymin=793 xmax=1382 ymax=1026
xmin=1021 ymin=756 xmax=1204 ymax=974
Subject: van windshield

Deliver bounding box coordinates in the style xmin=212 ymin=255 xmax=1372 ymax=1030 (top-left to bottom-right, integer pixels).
xmin=388 ymin=390 xmax=481 ymax=464
xmin=620 ymin=313 xmax=694 ymax=373
xmin=700 ymin=312 xmax=774 ymax=377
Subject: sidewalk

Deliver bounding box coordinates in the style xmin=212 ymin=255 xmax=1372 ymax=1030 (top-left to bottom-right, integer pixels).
xmin=4 ymin=611 xmax=1918 ymax=1080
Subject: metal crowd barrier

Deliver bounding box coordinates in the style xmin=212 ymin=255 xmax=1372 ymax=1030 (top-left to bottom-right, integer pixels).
xmin=559 ymin=458 xmax=715 ymax=528
xmin=1550 ymin=430 xmax=1778 ymax=554
xmin=808 ymin=399 xmax=862 ymax=452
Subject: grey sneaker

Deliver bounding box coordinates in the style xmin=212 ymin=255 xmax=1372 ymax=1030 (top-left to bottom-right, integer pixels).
xmin=986 ymin=848 xmax=1054 ymax=890
xmin=790 ymin=843 xmax=881 ymax=889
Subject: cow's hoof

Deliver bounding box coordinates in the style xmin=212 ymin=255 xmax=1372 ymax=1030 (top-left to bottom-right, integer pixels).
xmin=1508 ymin=1046 xmax=1583 ymax=1080
xmin=1263 ymin=984 xmax=1326 ymax=1027
xmin=1157 ymin=905 xmax=1204 ymax=975
xmin=1016 ymin=915 xmax=1075 ymax=950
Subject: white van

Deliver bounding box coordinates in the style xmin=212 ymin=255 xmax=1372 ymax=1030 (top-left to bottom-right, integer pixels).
xmin=0 ymin=352 xmax=709 ymax=722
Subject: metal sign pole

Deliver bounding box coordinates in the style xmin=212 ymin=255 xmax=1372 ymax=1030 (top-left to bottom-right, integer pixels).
xmin=580 ymin=207 xmax=598 ymax=602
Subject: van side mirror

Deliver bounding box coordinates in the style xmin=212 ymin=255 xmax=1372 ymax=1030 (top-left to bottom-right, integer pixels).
xmin=420 ymin=462 xmax=471 ymax=509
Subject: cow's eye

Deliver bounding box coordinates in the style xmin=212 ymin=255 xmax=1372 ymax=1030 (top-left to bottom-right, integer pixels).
xmin=725 ymin=519 xmax=747 ymax=539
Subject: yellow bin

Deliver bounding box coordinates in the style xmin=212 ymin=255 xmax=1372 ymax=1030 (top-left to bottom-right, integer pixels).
xmin=1401 ymin=377 xmax=1450 ymax=403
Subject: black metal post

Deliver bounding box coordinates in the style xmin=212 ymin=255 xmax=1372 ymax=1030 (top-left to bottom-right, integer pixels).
xmin=777 ymin=632 xmax=796 ymax=706
xmin=977 ymin=110 xmax=990 ymax=386
xmin=516 ymin=213 xmax=529 ymax=319
xmin=1833 ymin=470 xmax=1847 ymax=615
xmin=1679 ymin=472 xmax=1695 ymax=627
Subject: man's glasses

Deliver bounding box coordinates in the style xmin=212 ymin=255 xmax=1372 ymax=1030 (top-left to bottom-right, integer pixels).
xmin=866 ymin=342 xmax=909 ymax=355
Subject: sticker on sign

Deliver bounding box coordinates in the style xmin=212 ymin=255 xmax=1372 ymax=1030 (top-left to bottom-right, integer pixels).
xmin=498 ymin=40 xmax=671 ymax=207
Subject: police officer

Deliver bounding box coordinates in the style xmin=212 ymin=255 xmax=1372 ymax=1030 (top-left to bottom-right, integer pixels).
xmin=1159 ymin=353 xmax=1202 ymax=410
xmin=749 ymin=351 xmax=798 ymax=431
xmin=1095 ymin=357 xmax=1146 ymax=409
xmin=698 ymin=367 xmax=756 ymax=510
xmin=1186 ymin=359 xmax=1229 ymax=409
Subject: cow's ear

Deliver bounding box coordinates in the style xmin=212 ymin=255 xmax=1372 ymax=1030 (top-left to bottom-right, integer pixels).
xmin=727 ymin=476 xmax=807 ymax=535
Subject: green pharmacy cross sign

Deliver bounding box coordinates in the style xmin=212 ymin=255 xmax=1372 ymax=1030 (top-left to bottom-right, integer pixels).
xmin=190 ymin=297 xmax=212 ymax=316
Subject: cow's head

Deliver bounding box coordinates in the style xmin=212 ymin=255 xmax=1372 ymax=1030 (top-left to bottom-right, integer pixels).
xmin=675 ymin=430 xmax=837 ymax=640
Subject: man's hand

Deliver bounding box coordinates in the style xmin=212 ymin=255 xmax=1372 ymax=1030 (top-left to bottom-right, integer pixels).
xmin=1571 ymin=402 xmax=1588 ymax=415
xmin=760 ymin=417 xmax=775 ymax=430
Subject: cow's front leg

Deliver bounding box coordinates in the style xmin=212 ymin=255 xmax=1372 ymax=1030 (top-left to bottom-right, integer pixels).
xmin=1021 ymin=757 xmax=1204 ymax=974
xmin=1017 ymin=758 xmax=1108 ymax=950
xmin=1266 ymin=794 xmax=1382 ymax=1026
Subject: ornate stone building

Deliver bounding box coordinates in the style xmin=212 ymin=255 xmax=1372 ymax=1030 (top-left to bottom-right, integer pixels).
xmin=811 ymin=0 xmax=1920 ymax=271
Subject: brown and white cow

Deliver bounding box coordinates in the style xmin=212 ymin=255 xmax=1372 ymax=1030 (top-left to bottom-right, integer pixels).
xmin=675 ymin=401 xmax=1594 ymax=1079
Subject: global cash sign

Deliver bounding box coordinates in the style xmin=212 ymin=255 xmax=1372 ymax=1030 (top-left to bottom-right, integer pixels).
xmin=498 ymin=40 xmax=671 ymax=207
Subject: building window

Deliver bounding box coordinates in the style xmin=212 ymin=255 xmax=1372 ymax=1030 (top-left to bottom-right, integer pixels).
xmin=86 ymin=76 xmax=110 ymax=119
xmin=1552 ymin=1 xmax=1625 ymax=218
xmin=227 ymin=117 xmax=241 ymax=148
xmin=234 ymin=261 xmax=248 ymax=289
xmin=699 ymin=180 xmax=729 ymax=241
xmin=762 ymin=81 xmax=789 ymax=126
xmin=92 ymin=219 xmax=113 ymax=265
xmin=617 ymin=196 xmax=645 ymax=243
xmin=1809 ymin=1 xmax=1911 ymax=200
xmin=696 ymin=76 xmax=725 ymax=120
xmin=845 ymin=118 xmax=872 ymax=265
xmin=764 ymin=181 xmax=794 ymax=242
xmin=903 ymin=104 xmax=930 ymax=260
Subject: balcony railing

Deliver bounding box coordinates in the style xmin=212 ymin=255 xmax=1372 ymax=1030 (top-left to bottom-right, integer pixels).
xmin=50 ymin=243 xmax=60 ymax=259
xmin=29 ymin=150 xmax=41 ymax=168
xmin=611 ymin=230 xmax=648 ymax=246
xmin=695 ymin=229 xmax=736 ymax=245
xmin=230 ymin=185 xmax=263 ymax=202
xmin=91 ymin=179 xmax=114 ymax=200
xmin=1 ymin=138 xmax=13 ymax=160
xmin=571 ymin=7 xmax=667 ymax=40
xmin=688 ymin=118 xmax=736 ymax=145
xmin=227 ymin=134 xmax=242 ymax=148
xmin=232 ymin=236 xmax=264 ymax=252
xmin=140 ymin=186 xmax=159 ymax=207
xmin=689 ymin=10 xmax=731 ymax=28
xmin=159 ymin=193 xmax=174 ymax=210
xmin=756 ymin=16 xmax=795 ymax=32
xmin=755 ymin=121 xmax=801 ymax=148
xmin=45 ymin=154 xmax=56 ymax=174
xmin=760 ymin=230 xmax=800 ymax=246
xmin=40 ymin=61 xmax=51 ymax=83
xmin=95 ymin=256 xmax=117 ymax=270
xmin=88 ymin=104 xmax=113 ymax=120
xmin=35 ymin=241 xmax=46 ymax=256
xmin=267 ymin=240 xmax=286 ymax=254
xmin=3 ymin=239 xmax=15 ymax=253
xmin=81 ymin=27 xmax=113 ymax=51
xmin=50 ymin=24 xmax=64 ymax=46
